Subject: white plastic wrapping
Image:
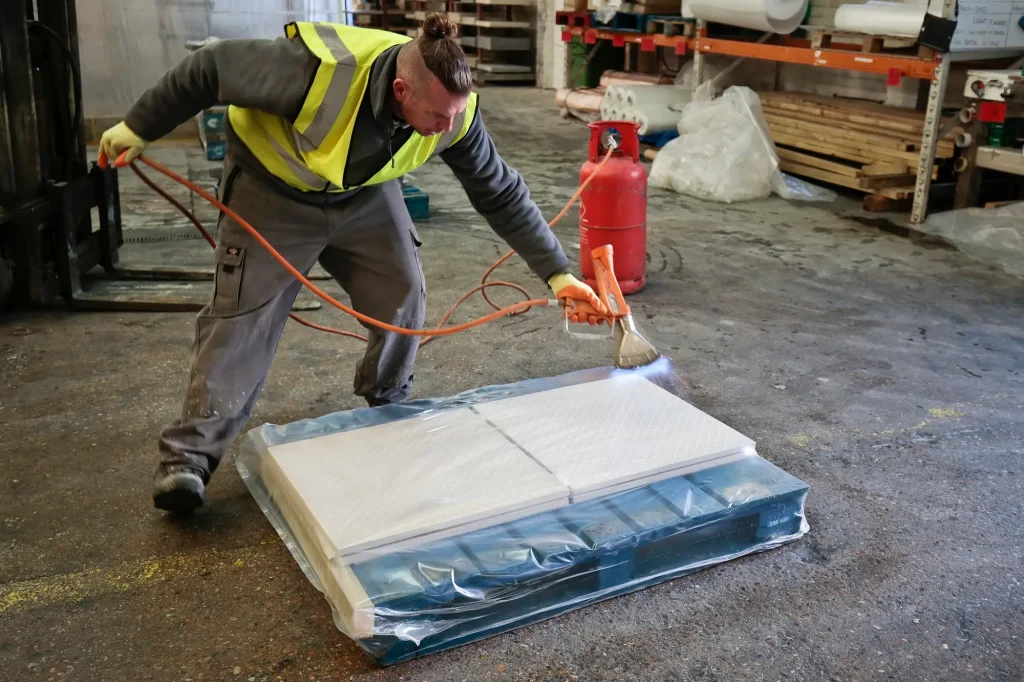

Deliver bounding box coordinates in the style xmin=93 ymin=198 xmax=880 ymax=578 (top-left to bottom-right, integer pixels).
xmin=649 ymin=86 xmax=836 ymax=203
xmin=78 ymin=0 xmax=341 ymax=117
xmin=238 ymin=360 xmax=810 ymax=665
xmin=918 ymin=202 xmax=1024 ymax=278
xmin=601 ymin=86 xmax=688 ymax=135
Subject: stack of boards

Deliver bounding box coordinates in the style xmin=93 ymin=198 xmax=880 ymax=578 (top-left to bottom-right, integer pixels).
xmin=245 ymin=372 xmax=810 ymax=664
xmin=758 ymin=91 xmax=957 ymax=207
xmin=260 ymin=374 xmax=757 ymax=566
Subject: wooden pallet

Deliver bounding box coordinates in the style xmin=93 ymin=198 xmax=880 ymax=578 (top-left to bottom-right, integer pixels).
xmin=644 ymin=15 xmax=695 ymax=37
xmin=803 ymin=25 xmax=932 ymax=58
xmin=593 ymin=11 xmax=646 ymax=32
xmin=555 ymin=11 xmax=592 ymax=28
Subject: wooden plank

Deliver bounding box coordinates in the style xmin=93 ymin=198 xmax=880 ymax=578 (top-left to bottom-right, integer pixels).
xmin=762 ymin=92 xmax=926 ymax=124
xmin=799 ymin=26 xmax=916 ymax=48
xmin=772 ymin=131 xmax=936 ymax=181
xmin=878 ymin=185 xmax=915 ymax=200
xmin=760 ymin=97 xmax=927 ymax=136
xmin=975 ymin=146 xmax=1024 ymax=176
xmin=763 ymin=113 xmax=913 ymax=151
xmin=861 ymin=161 xmax=909 ymax=176
xmin=766 ymin=121 xmax=924 ymax=164
xmin=764 ymin=109 xmax=955 ymax=157
xmin=761 ymin=103 xmax=927 ymax=145
xmin=761 ymin=94 xmax=959 ymax=152
xmin=769 ymin=123 xmax=944 ymax=169
xmin=775 ymin=147 xmax=861 ymax=177
xmin=771 ymin=132 xmax=876 ymax=165
xmin=759 ymin=100 xmax=957 ymax=146
xmin=858 ymin=173 xmax=918 ymax=190
xmin=778 ymin=160 xmax=867 ymax=192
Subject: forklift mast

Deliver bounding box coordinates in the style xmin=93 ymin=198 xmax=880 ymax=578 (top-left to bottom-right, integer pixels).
xmin=0 ymin=0 xmax=123 ymax=309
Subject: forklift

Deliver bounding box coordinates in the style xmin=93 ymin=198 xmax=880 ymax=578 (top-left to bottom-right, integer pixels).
xmin=0 ymin=0 xmax=301 ymax=313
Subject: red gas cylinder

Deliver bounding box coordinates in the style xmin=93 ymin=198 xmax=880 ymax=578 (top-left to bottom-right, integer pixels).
xmin=579 ymin=120 xmax=648 ymax=294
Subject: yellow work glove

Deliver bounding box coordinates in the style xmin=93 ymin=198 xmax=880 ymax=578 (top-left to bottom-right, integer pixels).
xmin=97 ymin=121 xmax=147 ymax=168
xmin=548 ymin=272 xmax=609 ymax=325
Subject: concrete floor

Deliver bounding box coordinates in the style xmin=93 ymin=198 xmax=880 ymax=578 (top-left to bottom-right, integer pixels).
xmin=2 ymin=88 xmax=1022 ymax=682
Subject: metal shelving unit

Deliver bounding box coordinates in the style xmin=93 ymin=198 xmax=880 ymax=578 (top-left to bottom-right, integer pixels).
xmin=560 ymin=1 xmax=974 ymax=223
xmin=342 ymin=0 xmax=410 ymax=34
xmin=466 ymin=0 xmax=536 ymax=84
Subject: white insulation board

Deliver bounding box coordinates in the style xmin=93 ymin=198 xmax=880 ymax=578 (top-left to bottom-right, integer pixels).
xmin=264 ymin=407 xmax=569 ymax=562
xmin=474 ymin=374 xmax=755 ymax=500
xmin=265 ymin=374 xmax=756 ymax=561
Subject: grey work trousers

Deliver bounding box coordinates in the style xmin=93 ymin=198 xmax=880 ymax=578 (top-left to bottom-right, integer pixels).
xmin=158 ymin=161 xmax=426 ymax=478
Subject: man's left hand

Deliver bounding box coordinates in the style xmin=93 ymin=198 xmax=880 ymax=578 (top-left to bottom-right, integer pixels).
xmin=547 ymin=273 xmax=609 ymax=325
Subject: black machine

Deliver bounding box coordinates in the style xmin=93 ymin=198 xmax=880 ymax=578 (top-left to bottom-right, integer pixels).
xmin=0 ymin=0 xmax=229 ymax=313
xmin=0 ymin=0 xmax=123 ymax=309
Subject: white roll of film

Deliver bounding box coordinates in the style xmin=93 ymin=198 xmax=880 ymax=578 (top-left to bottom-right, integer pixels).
xmin=833 ymin=1 xmax=927 ymax=38
xmin=687 ymin=0 xmax=809 ymax=34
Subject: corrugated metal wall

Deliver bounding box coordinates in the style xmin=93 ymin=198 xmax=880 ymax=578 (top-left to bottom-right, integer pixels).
xmin=78 ymin=0 xmax=343 ymax=117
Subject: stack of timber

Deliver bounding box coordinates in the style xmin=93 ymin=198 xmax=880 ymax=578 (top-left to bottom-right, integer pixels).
xmin=757 ymin=91 xmax=957 ymax=203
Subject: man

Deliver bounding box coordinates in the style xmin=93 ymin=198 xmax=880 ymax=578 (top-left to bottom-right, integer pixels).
xmin=98 ymin=13 xmax=606 ymax=514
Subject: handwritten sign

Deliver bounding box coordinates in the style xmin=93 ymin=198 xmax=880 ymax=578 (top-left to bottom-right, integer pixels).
xmin=950 ymin=0 xmax=1024 ymax=50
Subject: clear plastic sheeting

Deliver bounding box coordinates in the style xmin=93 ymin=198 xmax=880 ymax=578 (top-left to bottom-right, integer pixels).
xmin=78 ymin=0 xmax=342 ymax=117
xmin=918 ymin=202 xmax=1024 ymax=278
xmin=238 ymin=360 xmax=810 ymax=665
xmin=649 ymin=86 xmax=836 ymax=203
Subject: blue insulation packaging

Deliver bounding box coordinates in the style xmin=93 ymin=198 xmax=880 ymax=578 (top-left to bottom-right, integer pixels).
xmin=237 ymin=361 xmax=809 ymax=665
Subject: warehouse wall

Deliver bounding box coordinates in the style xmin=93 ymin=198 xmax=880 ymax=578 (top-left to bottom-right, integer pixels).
xmin=77 ymin=0 xmax=342 ymax=118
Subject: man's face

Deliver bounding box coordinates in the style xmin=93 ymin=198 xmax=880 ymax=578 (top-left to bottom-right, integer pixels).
xmin=393 ymin=73 xmax=468 ymax=137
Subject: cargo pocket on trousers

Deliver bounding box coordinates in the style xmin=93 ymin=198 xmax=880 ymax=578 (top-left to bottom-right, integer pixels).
xmin=212 ymin=243 xmax=245 ymax=315
xmin=409 ymin=228 xmax=426 ymax=297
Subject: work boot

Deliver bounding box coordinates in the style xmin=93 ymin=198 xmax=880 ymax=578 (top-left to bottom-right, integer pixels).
xmin=152 ymin=463 xmax=207 ymax=513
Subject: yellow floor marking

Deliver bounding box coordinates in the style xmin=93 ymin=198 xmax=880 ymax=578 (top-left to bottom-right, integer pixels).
xmin=0 ymin=542 xmax=275 ymax=615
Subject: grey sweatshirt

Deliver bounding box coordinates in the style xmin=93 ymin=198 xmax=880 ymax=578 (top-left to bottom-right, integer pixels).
xmin=124 ymin=35 xmax=569 ymax=282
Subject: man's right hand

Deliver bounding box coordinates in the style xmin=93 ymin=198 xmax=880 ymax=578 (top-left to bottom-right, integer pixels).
xmin=98 ymin=121 xmax=147 ymax=168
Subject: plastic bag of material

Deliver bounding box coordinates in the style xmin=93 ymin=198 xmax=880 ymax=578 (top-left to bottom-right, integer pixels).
xmin=649 ymin=86 xmax=835 ymax=203
xmin=918 ymin=202 xmax=1024 ymax=278
xmin=595 ymin=0 xmax=621 ymax=22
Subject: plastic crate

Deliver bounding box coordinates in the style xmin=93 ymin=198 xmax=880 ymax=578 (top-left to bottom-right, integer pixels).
xmin=402 ymin=183 xmax=430 ymax=220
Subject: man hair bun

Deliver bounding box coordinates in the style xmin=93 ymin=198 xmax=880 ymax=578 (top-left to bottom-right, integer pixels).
xmin=414 ymin=12 xmax=472 ymax=96
xmin=422 ymin=12 xmax=458 ymax=40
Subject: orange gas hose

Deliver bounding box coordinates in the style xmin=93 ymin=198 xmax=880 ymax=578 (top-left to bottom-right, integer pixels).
xmin=113 ymin=145 xmax=612 ymax=342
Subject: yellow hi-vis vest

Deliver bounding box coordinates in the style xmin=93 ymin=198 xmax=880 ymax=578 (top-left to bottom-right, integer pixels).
xmin=227 ymin=22 xmax=478 ymax=192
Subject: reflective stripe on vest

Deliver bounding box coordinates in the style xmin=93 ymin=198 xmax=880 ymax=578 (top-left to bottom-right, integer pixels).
xmin=227 ymin=22 xmax=478 ymax=193
xmin=292 ymin=23 xmax=357 ymax=150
